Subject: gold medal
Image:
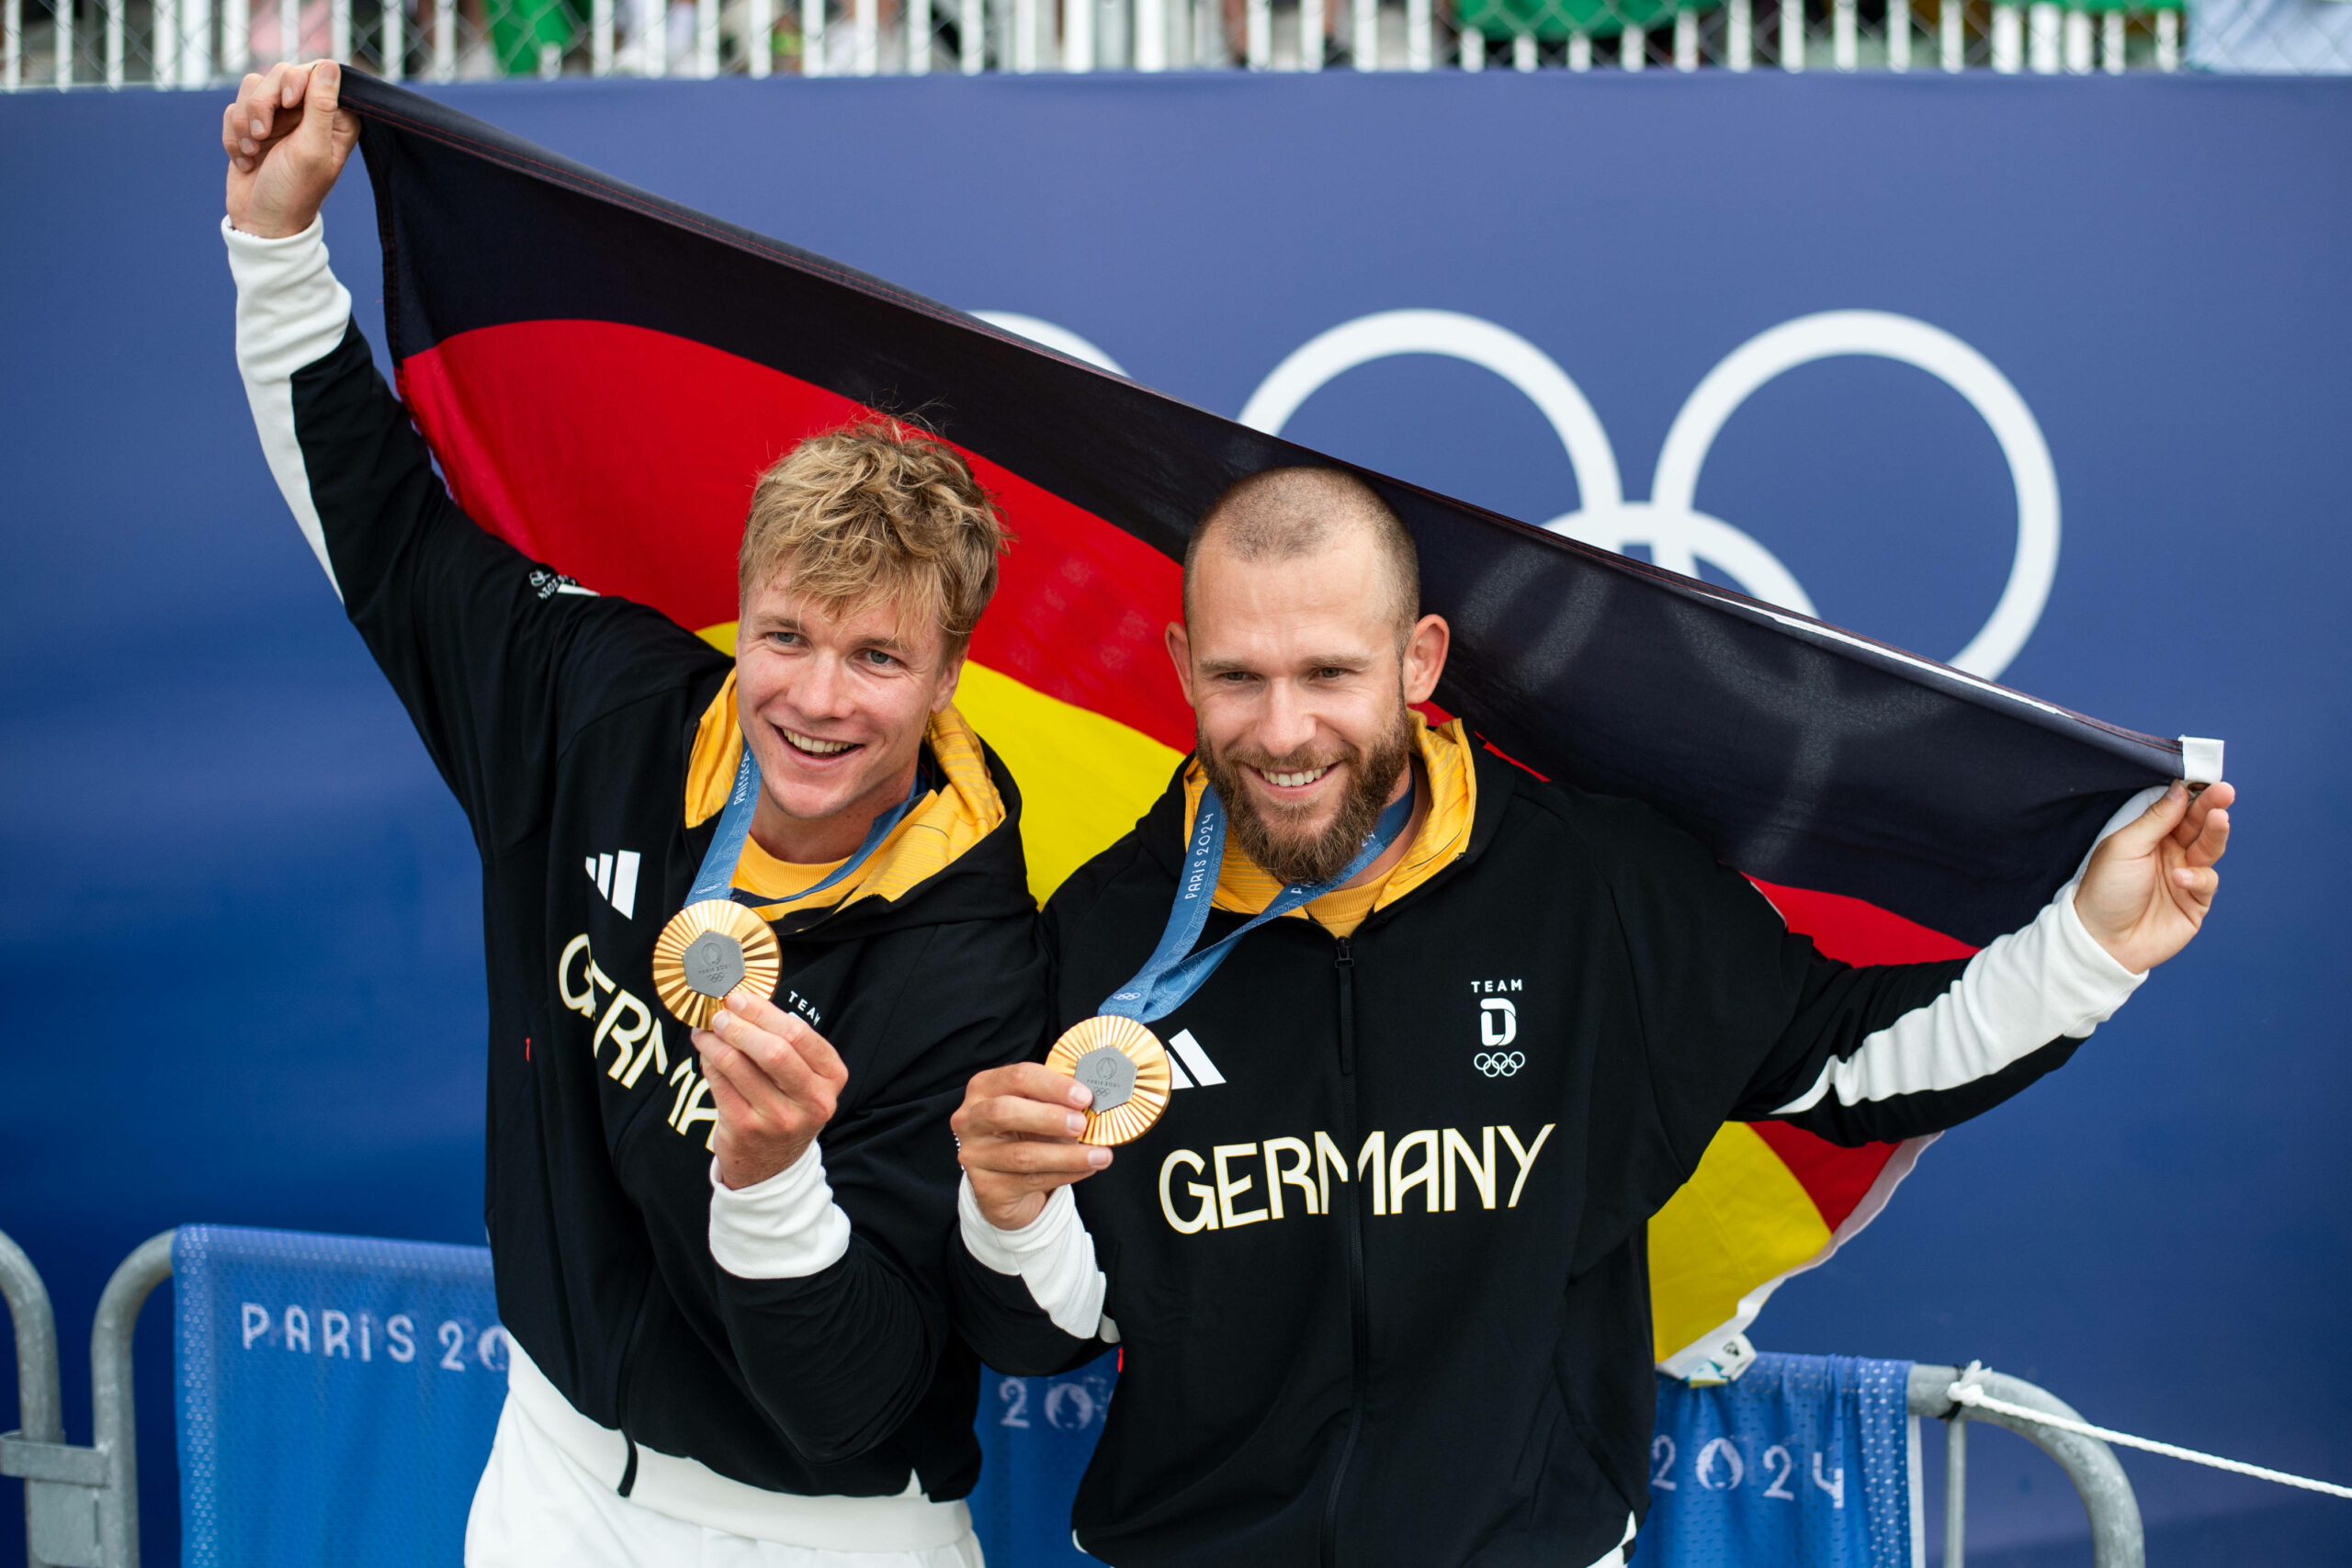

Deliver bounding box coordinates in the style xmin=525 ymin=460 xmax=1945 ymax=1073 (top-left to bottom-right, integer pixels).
xmin=1045 ymin=1015 xmax=1172 ymax=1145
xmin=651 ymin=899 xmax=782 ymax=1029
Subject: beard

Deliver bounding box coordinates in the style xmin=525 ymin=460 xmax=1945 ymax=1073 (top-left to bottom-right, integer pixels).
xmin=1201 ymin=700 xmax=1416 ymax=887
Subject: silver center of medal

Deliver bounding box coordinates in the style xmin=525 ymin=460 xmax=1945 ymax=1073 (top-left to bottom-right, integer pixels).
xmin=1072 ymin=1045 xmax=1136 ymax=1111
xmin=683 ymin=931 xmax=747 ymax=998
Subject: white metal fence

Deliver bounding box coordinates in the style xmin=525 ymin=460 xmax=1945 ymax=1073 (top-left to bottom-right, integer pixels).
xmin=17 ymin=0 xmax=2346 ymax=92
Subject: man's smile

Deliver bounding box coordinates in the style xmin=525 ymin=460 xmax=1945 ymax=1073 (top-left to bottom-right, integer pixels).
xmin=1252 ymin=761 xmax=1337 ymax=794
xmin=778 ymin=725 xmax=862 ymax=761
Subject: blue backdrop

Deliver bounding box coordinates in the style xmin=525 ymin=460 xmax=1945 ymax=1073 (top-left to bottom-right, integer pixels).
xmin=2 ymin=73 xmax=2346 ymax=1566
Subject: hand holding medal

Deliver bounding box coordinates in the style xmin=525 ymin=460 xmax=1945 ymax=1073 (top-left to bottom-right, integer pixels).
xmin=956 ymin=780 xmax=1415 ymax=1228
xmin=1044 ymin=1016 xmax=1173 ymax=1146
xmin=696 ymin=991 xmax=851 ymax=1190
xmin=1035 ymin=780 xmax=1418 ymax=1145
xmin=659 ymin=743 xmax=929 ymax=1181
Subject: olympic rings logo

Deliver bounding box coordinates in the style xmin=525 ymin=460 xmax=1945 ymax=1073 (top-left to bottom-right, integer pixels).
xmin=1474 ymin=1051 xmax=1526 ymax=1077
xmin=975 ymin=308 xmax=2059 ymax=683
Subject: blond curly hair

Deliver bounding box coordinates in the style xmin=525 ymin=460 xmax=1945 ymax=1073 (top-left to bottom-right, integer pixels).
xmin=739 ymin=417 xmax=1010 ymax=659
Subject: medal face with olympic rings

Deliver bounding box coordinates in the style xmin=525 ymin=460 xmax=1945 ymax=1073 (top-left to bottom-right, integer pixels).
xmin=653 ymin=899 xmax=782 ymax=1029
xmin=1057 ymin=783 xmax=1418 ymax=1148
xmin=1046 ymin=1016 xmax=1173 ymax=1145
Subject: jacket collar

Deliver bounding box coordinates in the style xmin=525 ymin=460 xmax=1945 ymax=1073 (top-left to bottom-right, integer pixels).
xmin=1140 ymin=713 xmax=1514 ymax=922
xmin=681 ymin=670 xmax=1022 ymax=931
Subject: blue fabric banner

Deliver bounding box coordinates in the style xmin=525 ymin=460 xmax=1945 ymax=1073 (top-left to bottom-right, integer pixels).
xmin=1633 ymin=1355 xmax=1915 ymax=1568
xmin=169 ymin=1222 xmax=1127 ymax=1568
xmin=172 ymin=1226 xmax=508 ymax=1568
xmin=975 ymin=1359 xmax=1122 ymax=1567
xmin=150 ymin=1228 xmax=1935 ymax=1568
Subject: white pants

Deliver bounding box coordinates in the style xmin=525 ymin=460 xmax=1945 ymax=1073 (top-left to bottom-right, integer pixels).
xmin=465 ymin=1368 xmax=1624 ymax=1568
xmin=1585 ymin=1512 xmax=1638 ymax=1568
xmin=465 ymin=1395 xmax=986 ymax=1568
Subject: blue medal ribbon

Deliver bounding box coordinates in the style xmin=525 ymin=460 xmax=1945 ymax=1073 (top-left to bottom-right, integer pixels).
xmin=685 ymin=742 xmax=930 ymax=912
xmin=1102 ymin=777 xmax=1416 ymax=1024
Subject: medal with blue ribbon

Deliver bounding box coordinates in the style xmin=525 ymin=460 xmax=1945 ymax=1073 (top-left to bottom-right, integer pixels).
xmin=651 ymin=744 xmax=929 ymax=1029
xmin=1047 ymin=779 xmax=1417 ymax=1145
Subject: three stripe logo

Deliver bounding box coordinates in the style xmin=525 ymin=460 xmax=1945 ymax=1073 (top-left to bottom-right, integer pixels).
xmin=584 ymin=850 xmax=640 ymax=919
xmin=1165 ymin=1029 xmax=1226 ymax=1090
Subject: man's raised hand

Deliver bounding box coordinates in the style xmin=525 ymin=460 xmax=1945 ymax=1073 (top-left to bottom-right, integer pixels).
xmin=695 ymin=993 xmax=852 ymax=1190
xmin=951 ymin=1065 xmax=1113 ymax=1233
xmin=223 ymin=60 xmax=358 ymax=240
xmin=2074 ymin=779 xmax=2235 ymax=974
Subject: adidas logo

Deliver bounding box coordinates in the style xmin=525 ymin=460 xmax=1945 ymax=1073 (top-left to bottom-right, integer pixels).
xmin=1166 ymin=1029 xmax=1225 ymax=1090
xmin=585 ymin=850 xmax=641 ymax=919
xmin=528 ymin=569 xmax=599 ymax=601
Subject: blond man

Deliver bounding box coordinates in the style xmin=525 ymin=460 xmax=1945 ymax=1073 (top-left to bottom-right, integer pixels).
xmin=223 ymin=62 xmax=1043 ymax=1568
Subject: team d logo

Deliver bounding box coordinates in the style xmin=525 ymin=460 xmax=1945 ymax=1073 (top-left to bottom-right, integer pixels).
xmin=1476 ymin=998 xmax=1522 ymax=1077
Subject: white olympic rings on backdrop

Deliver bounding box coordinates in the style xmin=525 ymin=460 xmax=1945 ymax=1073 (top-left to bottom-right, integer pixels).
xmin=1474 ymin=1052 xmax=1526 ymax=1077
xmin=1241 ymin=310 xmax=2059 ymax=681
xmin=987 ymin=307 xmax=2061 ymax=682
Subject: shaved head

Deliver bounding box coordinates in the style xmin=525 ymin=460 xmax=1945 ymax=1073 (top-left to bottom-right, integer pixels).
xmin=1183 ymin=467 xmax=1420 ymax=639
xmin=1169 ymin=465 xmax=1451 ymax=887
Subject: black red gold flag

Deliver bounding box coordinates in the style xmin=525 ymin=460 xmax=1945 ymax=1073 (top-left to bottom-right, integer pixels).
xmin=337 ymin=72 xmax=2185 ymax=1364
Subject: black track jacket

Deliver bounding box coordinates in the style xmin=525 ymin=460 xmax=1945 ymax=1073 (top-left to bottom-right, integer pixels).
xmin=952 ymin=743 xmax=2128 ymax=1567
xmin=233 ymin=225 xmax=1048 ymax=1500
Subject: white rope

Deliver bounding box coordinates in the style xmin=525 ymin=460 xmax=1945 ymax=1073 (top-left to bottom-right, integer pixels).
xmin=1948 ymin=1372 xmax=2352 ymax=1502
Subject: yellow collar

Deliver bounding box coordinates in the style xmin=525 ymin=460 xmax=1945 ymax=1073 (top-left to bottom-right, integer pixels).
xmin=1180 ymin=715 xmax=1478 ymax=928
xmin=684 ymin=670 xmax=1007 ymax=915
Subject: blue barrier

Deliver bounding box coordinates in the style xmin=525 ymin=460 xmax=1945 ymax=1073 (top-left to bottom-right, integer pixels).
xmin=172 ymin=1227 xmax=507 ymax=1568
xmin=0 ymin=1223 xmax=2155 ymax=1565
xmin=162 ymin=1226 xmax=1921 ymax=1567
xmin=974 ymin=1354 xmax=1922 ymax=1568
xmin=164 ymin=1224 xmax=1125 ymax=1567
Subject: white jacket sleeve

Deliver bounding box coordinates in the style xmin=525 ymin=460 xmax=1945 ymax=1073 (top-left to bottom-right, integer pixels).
xmin=958 ymin=1179 xmax=1117 ymax=1342
xmin=222 ymin=214 xmax=353 ymax=595
xmin=1770 ymin=791 xmax=2153 ymax=1118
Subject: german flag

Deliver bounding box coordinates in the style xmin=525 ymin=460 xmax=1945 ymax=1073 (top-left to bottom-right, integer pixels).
xmin=340 ymin=73 xmax=2188 ymax=1368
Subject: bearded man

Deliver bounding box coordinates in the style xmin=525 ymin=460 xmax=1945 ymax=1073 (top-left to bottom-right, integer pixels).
xmin=948 ymin=466 xmax=2233 ymax=1568
xmin=222 ymin=61 xmax=1044 ymax=1568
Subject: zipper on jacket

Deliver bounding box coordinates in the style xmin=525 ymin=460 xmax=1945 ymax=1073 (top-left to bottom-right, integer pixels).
xmin=1321 ymin=936 xmax=1368 ymax=1568
xmin=612 ymin=1272 xmax=660 ymax=1497
xmin=1333 ymin=937 xmax=1355 ymax=1077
